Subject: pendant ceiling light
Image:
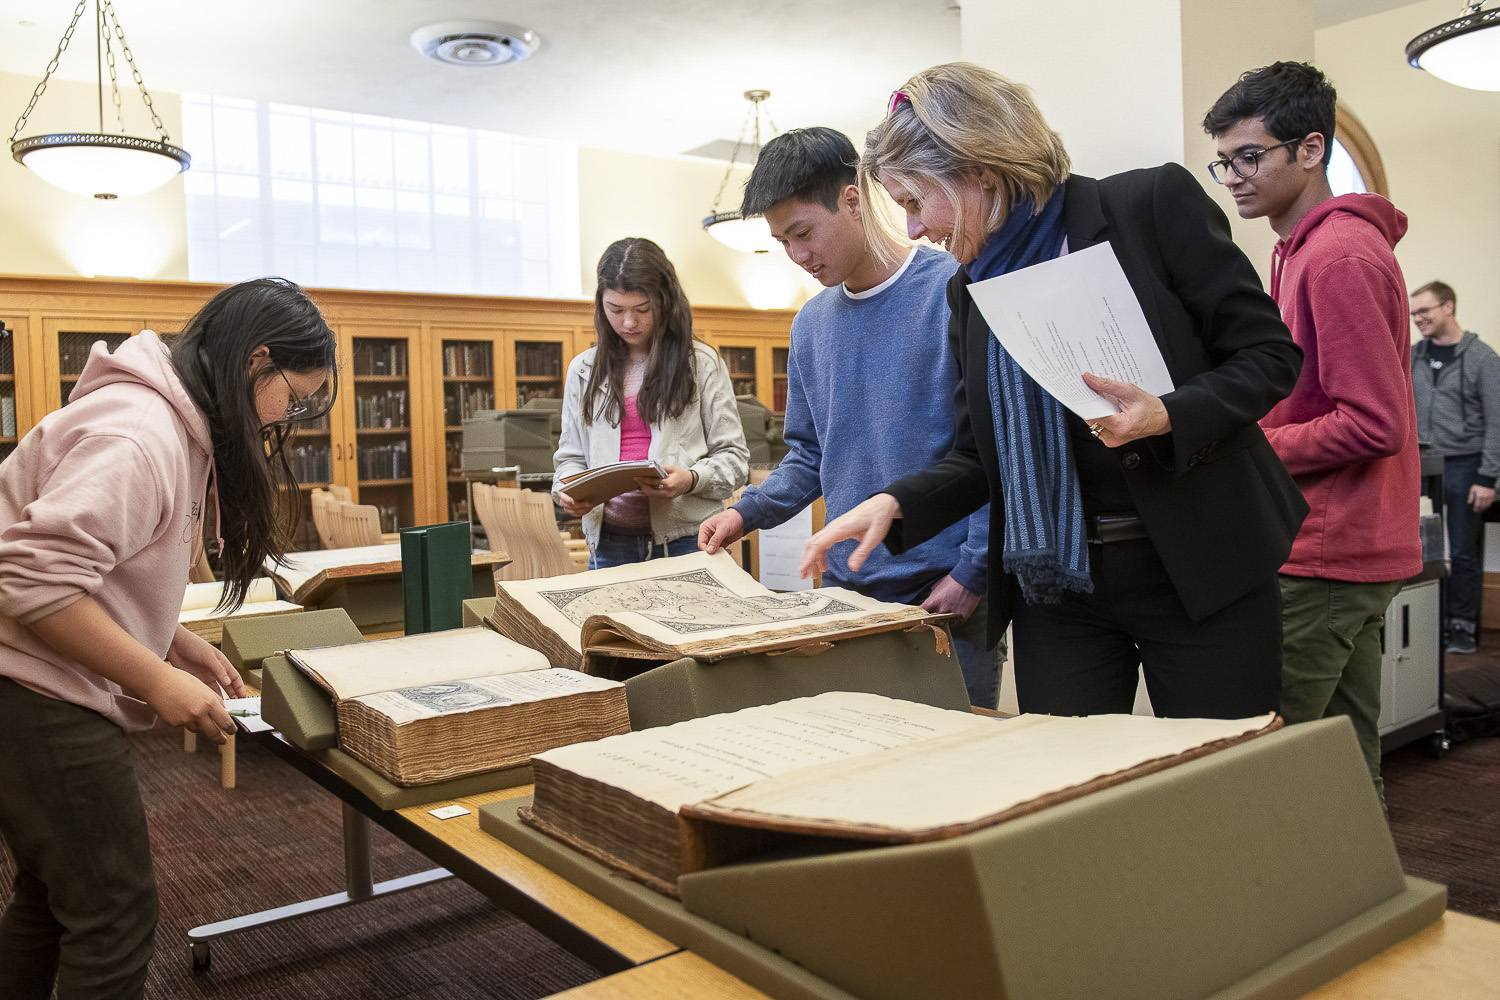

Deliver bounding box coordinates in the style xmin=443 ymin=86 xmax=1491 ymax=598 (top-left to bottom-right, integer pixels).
xmin=702 ymin=90 xmax=780 ymax=254
xmin=9 ymin=0 xmax=189 ymax=200
xmin=1406 ymin=1 xmax=1500 ymax=91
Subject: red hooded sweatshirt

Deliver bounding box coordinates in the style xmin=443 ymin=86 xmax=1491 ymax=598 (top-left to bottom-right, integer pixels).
xmin=1261 ymin=193 xmax=1421 ymax=583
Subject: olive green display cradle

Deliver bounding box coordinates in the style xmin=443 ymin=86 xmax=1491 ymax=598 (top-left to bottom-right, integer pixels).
xmin=464 ymin=596 xmax=972 ymax=729
xmin=221 ymin=608 xmax=365 ymax=688
xmin=621 ymin=628 xmax=970 ymax=730
xmin=482 ymin=717 xmax=1445 ymax=1000
xmin=257 ymin=638 xmax=532 ymax=812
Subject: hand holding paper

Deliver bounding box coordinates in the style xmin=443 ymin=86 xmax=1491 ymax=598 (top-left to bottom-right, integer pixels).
xmin=1081 ymin=372 xmax=1172 ymax=446
xmin=966 ymin=242 xmax=1174 ymax=423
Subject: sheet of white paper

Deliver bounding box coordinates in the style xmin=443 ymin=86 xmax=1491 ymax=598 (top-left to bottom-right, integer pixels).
xmin=757 ymin=505 xmax=814 ymax=592
xmin=965 ymin=242 xmax=1174 ymax=420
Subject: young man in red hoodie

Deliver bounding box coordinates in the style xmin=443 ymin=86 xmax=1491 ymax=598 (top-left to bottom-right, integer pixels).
xmin=1203 ymin=62 xmax=1421 ymax=800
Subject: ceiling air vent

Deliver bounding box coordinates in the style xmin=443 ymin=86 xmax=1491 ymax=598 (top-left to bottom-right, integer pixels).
xmin=409 ymin=21 xmax=540 ymax=67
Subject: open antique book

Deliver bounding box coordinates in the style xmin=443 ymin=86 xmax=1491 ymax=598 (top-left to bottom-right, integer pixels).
xmin=178 ymin=578 xmax=301 ymax=644
xmin=520 ymin=692 xmax=1280 ymax=897
xmin=265 ymin=544 xmax=509 ymax=606
xmin=286 ymin=626 xmax=630 ymax=786
xmin=556 ymin=459 xmax=667 ymax=506
xmin=487 ymin=550 xmax=945 ymax=675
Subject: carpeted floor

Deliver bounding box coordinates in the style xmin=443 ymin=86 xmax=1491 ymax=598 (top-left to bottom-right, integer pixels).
xmin=4 ymin=643 xmax=1500 ymax=997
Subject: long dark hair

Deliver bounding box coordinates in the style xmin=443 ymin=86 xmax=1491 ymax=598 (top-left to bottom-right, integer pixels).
xmin=170 ymin=277 xmax=338 ymax=610
xmin=584 ymin=238 xmax=697 ymax=426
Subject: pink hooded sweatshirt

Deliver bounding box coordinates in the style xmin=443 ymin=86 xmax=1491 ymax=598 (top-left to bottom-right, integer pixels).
xmin=1261 ymin=193 xmax=1422 ymax=583
xmin=0 ymin=331 xmax=212 ymax=731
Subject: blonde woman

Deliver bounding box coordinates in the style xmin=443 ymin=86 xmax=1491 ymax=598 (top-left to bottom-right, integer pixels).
xmin=803 ymin=63 xmax=1307 ymax=720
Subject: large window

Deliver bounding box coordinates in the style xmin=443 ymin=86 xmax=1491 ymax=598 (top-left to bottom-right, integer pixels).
xmin=181 ymin=96 xmax=581 ymax=298
xmin=1330 ymin=105 xmax=1387 ymax=199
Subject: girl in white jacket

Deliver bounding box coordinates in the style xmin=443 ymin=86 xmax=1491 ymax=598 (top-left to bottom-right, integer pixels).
xmin=555 ymin=238 xmax=748 ymax=567
xmin=0 ymin=277 xmax=336 ymax=998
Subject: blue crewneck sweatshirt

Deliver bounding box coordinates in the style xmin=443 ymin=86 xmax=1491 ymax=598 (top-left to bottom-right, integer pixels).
xmin=734 ymin=245 xmax=988 ymax=603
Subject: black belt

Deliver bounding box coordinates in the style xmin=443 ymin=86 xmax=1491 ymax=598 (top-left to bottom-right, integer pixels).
xmin=1087 ymin=513 xmax=1149 ymax=544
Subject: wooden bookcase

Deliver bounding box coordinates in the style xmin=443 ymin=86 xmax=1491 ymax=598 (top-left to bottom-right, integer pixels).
xmin=0 ymin=276 xmax=793 ymax=542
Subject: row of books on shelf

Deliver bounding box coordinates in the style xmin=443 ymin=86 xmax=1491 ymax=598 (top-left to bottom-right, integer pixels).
xmin=350 ymin=340 xmax=409 ymax=377
xmin=515 ymin=342 xmax=563 ymax=377
xmin=354 ymin=389 xmax=409 ymax=430
xmin=287 ymin=443 xmax=333 ymax=483
xmin=356 ymin=440 xmax=411 ymax=480
xmin=442 ymin=342 xmax=494 ymax=378
xmin=518 ymin=385 xmax=561 ymax=405
xmin=57 ymin=333 xmax=129 ymax=376
xmin=444 ymin=385 xmax=495 ymax=426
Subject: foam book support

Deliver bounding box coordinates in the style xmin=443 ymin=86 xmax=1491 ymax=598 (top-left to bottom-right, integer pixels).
xmin=222 ymin=608 xmax=364 ymax=688
xmin=482 ymin=716 xmax=1444 ymax=1000
xmin=253 ymin=615 xmax=542 ymax=809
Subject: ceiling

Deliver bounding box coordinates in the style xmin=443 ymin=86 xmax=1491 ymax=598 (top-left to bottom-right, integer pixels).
xmin=0 ymin=0 xmax=1425 ymax=163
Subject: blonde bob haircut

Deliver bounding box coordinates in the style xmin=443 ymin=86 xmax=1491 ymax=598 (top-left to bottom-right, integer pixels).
xmin=859 ymin=62 xmax=1071 ymax=265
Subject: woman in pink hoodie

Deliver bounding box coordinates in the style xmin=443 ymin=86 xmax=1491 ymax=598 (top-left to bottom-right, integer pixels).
xmin=0 ymin=277 xmax=336 ymax=999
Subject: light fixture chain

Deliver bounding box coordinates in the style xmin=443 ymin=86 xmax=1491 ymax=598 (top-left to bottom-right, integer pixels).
xmin=102 ymin=0 xmax=172 ymax=140
xmin=709 ymin=99 xmax=760 ymax=212
xmin=103 ymin=6 xmax=124 ymax=133
xmin=9 ymin=0 xmax=89 ymax=143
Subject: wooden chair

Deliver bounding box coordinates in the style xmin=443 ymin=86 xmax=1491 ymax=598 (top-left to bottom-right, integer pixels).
xmin=309 ymin=489 xmax=340 ymax=549
xmin=473 ymin=484 xmax=579 ymax=580
xmin=332 ymin=502 xmax=384 ymax=548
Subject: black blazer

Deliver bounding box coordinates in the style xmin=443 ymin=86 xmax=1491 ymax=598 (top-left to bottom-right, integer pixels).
xmin=885 ymin=163 xmax=1309 ymax=647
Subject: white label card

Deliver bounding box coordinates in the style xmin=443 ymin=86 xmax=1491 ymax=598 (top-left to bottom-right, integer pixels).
xmin=428 ymin=805 xmax=471 ymax=820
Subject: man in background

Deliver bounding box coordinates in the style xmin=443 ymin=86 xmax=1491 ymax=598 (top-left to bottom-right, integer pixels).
xmin=697 ymin=127 xmax=1003 ymax=707
xmin=1203 ymin=61 xmax=1421 ymax=798
xmin=1410 ymin=280 xmax=1500 ymax=654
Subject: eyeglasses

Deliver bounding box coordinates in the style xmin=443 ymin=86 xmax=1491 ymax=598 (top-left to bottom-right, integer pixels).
xmin=275 ymin=365 xmax=313 ymax=420
xmin=1207 ymin=138 xmax=1303 ymax=184
xmin=1409 ymin=305 xmax=1445 ymax=321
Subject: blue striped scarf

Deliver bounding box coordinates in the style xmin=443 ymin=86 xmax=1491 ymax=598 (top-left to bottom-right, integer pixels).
xmin=968 ymin=186 xmax=1092 ymax=604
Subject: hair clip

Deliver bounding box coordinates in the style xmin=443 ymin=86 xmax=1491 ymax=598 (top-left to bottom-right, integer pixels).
xmin=887 ymin=91 xmax=911 ymax=117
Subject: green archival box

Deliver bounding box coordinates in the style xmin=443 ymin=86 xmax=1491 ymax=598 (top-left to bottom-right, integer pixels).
xmin=399 ymin=520 xmax=473 ymax=635
xmin=482 ymin=717 xmax=1445 ymax=1000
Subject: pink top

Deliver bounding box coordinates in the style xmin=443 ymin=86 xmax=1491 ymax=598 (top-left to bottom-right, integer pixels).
xmin=603 ymin=358 xmax=651 ymax=533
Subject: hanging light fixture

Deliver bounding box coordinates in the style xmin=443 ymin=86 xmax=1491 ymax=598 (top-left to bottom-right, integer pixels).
xmin=1406 ymin=1 xmax=1500 ymax=91
xmin=9 ymin=0 xmax=190 ymax=200
xmin=702 ymin=90 xmax=780 ymax=254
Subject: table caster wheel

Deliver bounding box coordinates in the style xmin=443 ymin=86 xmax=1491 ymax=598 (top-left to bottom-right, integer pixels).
xmin=190 ymin=941 xmax=211 ymax=971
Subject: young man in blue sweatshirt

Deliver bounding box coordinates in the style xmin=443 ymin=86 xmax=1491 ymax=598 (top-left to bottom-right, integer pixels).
xmin=697 ymin=127 xmax=1002 ymax=707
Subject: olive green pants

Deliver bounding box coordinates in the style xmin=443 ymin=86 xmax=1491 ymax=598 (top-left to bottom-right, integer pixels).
xmin=1278 ymin=575 xmax=1403 ymax=800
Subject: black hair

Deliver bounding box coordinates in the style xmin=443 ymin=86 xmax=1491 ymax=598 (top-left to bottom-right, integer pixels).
xmin=586 ymin=238 xmax=697 ymax=427
xmin=169 ymin=277 xmax=338 ymax=610
xmin=740 ymin=127 xmax=858 ymax=219
xmin=1202 ymin=61 xmax=1337 ymax=167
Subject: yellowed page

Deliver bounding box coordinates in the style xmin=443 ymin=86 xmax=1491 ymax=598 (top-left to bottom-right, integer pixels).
xmin=349 ymin=668 xmax=620 ymax=725
xmin=180 ymin=577 xmax=277 ymax=612
xmin=699 ymin=712 xmax=1279 ymax=835
xmin=532 ymin=691 xmax=993 ymax=812
xmin=264 ymin=543 xmax=402 ymax=594
xmin=287 ymin=626 xmax=549 ymax=700
xmin=498 ymin=550 xmax=923 ymax=655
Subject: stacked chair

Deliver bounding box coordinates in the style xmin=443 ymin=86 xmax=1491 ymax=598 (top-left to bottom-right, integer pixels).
xmin=309 ymin=486 xmax=385 ymax=549
xmin=471 ymin=483 xmax=583 ymax=580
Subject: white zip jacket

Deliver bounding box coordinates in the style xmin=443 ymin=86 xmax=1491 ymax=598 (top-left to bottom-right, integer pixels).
xmin=555 ymin=342 xmax=749 ymax=551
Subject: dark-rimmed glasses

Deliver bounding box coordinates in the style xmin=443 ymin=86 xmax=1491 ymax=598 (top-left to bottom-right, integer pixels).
xmin=1207 ymin=138 xmax=1302 ymax=184
xmin=275 ymin=365 xmax=313 ymax=420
